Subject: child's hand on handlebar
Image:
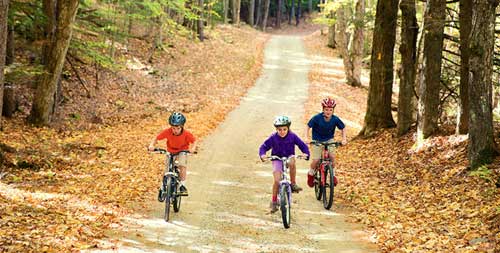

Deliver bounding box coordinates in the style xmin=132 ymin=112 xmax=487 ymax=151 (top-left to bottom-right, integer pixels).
xmin=260 ymin=155 xmax=267 ymax=162
xmin=148 ymin=145 xmax=155 ymax=152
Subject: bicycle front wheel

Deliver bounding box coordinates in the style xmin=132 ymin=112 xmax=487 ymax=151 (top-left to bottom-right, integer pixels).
xmin=280 ymin=184 xmax=291 ymax=229
xmin=164 ymin=176 xmax=173 ymax=221
xmin=314 ymin=169 xmax=322 ymax=200
xmin=322 ymin=164 xmax=335 ymax=210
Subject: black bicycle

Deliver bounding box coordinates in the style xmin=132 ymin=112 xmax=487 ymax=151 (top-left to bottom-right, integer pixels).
xmin=152 ymin=148 xmax=189 ymax=222
xmin=310 ymin=141 xmax=342 ymax=210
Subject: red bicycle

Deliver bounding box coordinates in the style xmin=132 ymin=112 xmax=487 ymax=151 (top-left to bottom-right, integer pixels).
xmin=310 ymin=140 xmax=341 ymax=210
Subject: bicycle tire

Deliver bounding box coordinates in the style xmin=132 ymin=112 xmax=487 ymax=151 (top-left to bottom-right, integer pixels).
xmin=322 ymin=164 xmax=334 ymax=209
xmin=280 ymin=184 xmax=291 ymax=229
xmin=314 ymin=169 xmax=322 ymax=200
xmin=173 ymin=181 xmax=182 ymax=212
xmin=164 ymin=176 xmax=173 ymax=222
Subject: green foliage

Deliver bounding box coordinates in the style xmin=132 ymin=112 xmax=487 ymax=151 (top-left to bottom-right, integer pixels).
xmin=5 ymin=64 xmax=45 ymax=84
xmin=9 ymin=1 xmax=45 ymax=41
xmin=70 ymin=38 xmax=117 ymax=70
xmin=469 ymin=165 xmax=494 ymax=183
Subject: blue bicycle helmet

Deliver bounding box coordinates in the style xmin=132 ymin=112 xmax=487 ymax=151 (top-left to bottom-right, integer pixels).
xmin=168 ymin=112 xmax=186 ymax=126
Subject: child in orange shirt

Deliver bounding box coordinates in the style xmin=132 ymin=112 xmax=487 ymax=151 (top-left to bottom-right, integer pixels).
xmin=149 ymin=112 xmax=196 ymax=196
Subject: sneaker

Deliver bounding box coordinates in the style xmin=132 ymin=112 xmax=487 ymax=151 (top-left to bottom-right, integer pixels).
xmin=291 ymin=183 xmax=303 ymax=193
xmin=269 ymin=201 xmax=279 ymax=213
xmin=179 ymin=185 xmax=188 ymax=196
xmin=307 ymin=173 xmax=314 ymax=188
xmin=157 ymin=188 xmax=165 ymax=202
xmin=334 ymin=176 xmax=338 ymax=186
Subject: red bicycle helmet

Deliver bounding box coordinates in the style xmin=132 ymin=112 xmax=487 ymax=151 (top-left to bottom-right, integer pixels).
xmin=321 ymin=97 xmax=337 ymax=108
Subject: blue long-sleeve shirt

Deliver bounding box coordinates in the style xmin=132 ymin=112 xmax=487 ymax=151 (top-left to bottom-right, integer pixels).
xmin=259 ymin=131 xmax=310 ymax=158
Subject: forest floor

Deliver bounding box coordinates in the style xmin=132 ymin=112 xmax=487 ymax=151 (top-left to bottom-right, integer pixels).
xmin=0 ymin=13 xmax=499 ymax=253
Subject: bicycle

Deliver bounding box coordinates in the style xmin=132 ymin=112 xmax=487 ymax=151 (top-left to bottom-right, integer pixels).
xmin=263 ymin=155 xmax=306 ymax=229
xmin=310 ymin=141 xmax=342 ymax=210
xmin=151 ymin=148 xmax=189 ymax=222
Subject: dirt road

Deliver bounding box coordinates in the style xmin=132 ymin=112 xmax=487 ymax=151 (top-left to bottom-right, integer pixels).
xmin=98 ymin=35 xmax=377 ymax=252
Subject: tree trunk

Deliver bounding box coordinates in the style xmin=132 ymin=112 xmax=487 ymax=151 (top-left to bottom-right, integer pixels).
xmin=277 ymin=0 xmax=282 ymax=28
xmin=261 ymin=0 xmax=270 ymax=31
xmin=41 ymin=0 xmax=56 ymax=66
xmin=3 ymin=84 xmax=14 ymax=117
xmin=232 ymin=0 xmax=241 ymax=25
xmin=327 ymin=11 xmax=336 ymax=48
xmin=468 ymin=0 xmax=499 ymax=168
xmin=6 ymin=22 xmax=13 ymax=65
xmin=0 ymin=0 xmax=8 ymax=129
xmin=416 ymin=0 xmax=445 ymax=139
xmin=336 ymin=6 xmax=354 ymax=84
xmin=289 ymin=0 xmax=295 ymax=25
xmin=224 ymin=0 xmax=229 ymax=23
xmin=249 ymin=0 xmax=255 ymax=26
xmin=397 ymin=0 xmax=418 ymax=136
xmin=29 ymin=0 xmax=79 ymax=126
xmin=197 ymin=0 xmax=204 ymax=41
xmin=255 ymin=0 xmax=262 ymax=27
xmin=308 ymin=0 xmax=312 ymax=13
xmin=349 ymin=0 xmax=365 ymax=87
xmin=458 ymin=0 xmax=472 ymax=134
xmin=296 ymin=0 xmax=301 ymax=25
xmin=359 ymin=0 xmax=398 ymax=136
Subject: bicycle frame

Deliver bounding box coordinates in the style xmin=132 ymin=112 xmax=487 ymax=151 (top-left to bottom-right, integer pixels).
xmin=268 ymin=156 xmax=293 ymax=207
xmin=265 ymin=155 xmax=305 ymax=228
xmin=278 ymin=157 xmax=292 ymax=208
xmin=310 ymin=141 xmax=341 ymax=209
xmin=153 ymin=148 xmax=188 ymax=221
xmin=319 ymin=147 xmax=332 ymax=187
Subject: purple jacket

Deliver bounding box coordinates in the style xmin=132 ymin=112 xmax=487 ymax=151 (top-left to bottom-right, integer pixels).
xmin=259 ymin=131 xmax=310 ymax=158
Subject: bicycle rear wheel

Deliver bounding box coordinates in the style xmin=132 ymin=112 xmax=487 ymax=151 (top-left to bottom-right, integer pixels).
xmin=280 ymin=184 xmax=291 ymax=229
xmin=314 ymin=169 xmax=322 ymax=200
xmin=164 ymin=177 xmax=173 ymax=221
xmin=322 ymin=164 xmax=335 ymax=209
xmin=173 ymin=181 xmax=182 ymax=212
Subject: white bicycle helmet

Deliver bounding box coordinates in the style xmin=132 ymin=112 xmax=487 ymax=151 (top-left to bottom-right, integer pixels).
xmin=274 ymin=116 xmax=291 ymax=127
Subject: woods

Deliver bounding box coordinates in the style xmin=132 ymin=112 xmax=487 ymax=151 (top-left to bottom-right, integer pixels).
xmin=319 ymin=0 xmax=500 ymax=169
xmin=1 ymin=0 xmax=500 ymax=251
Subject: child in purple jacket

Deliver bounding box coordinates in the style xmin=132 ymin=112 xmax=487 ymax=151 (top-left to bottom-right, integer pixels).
xmin=259 ymin=116 xmax=310 ymax=213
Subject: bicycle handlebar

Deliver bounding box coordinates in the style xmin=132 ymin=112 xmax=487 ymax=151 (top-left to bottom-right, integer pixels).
xmin=310 ymin=141 xmax=342 ymax=147
xmin=263 ymin=154 xmax=308 ymax=162
xmin=150 ymin=148 xmax=191 ymax=155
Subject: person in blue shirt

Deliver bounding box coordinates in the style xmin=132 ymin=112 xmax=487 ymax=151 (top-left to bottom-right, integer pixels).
xmin=305 ymin=97 xmax=347 ymax=188
xmin=259 ymin=116 xmax=310 ymax=213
